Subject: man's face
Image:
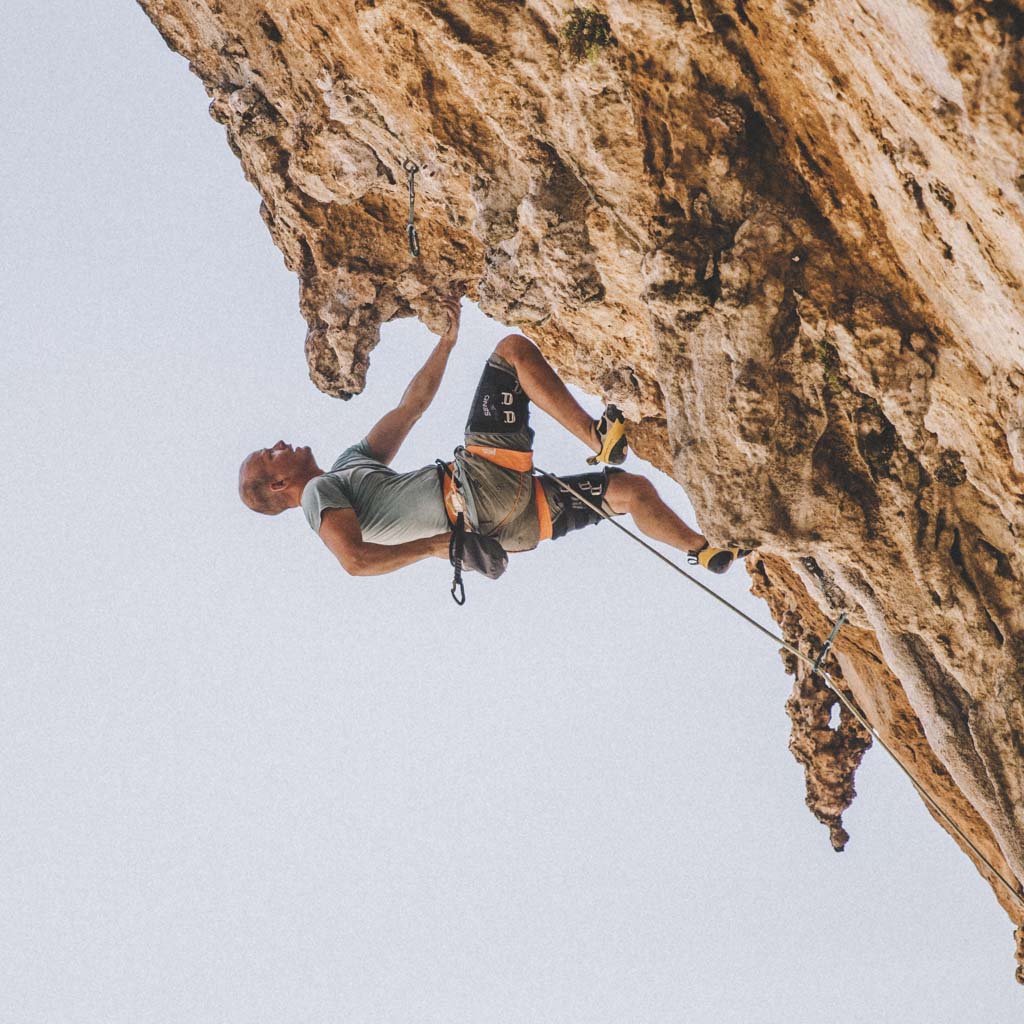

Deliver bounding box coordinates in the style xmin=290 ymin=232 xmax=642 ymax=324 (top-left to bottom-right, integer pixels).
xmin=242 ymin=440 xmax=316 ymax=488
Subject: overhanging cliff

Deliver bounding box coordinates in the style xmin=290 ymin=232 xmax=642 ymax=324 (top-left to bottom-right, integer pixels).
xmin=137 ymin=0 xmax=1024 ymax=975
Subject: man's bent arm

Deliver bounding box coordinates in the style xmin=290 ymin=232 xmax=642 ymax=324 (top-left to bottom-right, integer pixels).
xmin=319 ymin=507 xmax=449 ymax=576
xmin=365 ymin=295 xmax=461 ymax=465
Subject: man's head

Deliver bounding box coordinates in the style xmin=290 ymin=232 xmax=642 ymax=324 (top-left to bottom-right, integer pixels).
xmin=238 ymin=440 xmax=320 ymax=515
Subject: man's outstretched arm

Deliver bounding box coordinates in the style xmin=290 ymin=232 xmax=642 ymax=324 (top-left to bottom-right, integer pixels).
xmin=318 ymin=507 xmax=449 ymax=576
xmin=365 ymin=293 xmax=462 ymax=465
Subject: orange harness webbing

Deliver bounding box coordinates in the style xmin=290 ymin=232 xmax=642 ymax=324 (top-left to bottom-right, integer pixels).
xmin=534 ymin=477 xmax=553 ymax=541
xmin=442 ymin=448 xmax=553 ymax=542
xmin=463 ymin=444 xmax=533 ymax=472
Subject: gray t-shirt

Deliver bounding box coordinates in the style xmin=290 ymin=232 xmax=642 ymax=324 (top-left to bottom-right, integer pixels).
xmin=301 ymin=439 xmax=449 ymax=544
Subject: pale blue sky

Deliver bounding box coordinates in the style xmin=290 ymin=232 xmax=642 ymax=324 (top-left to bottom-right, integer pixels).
xmin=1 ymin=3 xmax=1019 ymax=1021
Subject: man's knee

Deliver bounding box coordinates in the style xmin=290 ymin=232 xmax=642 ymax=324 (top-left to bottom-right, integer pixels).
xmin=605 ymin=471 xmax=653 ymax=514
xmin=493 ymin=333 xmax=536 ymax=365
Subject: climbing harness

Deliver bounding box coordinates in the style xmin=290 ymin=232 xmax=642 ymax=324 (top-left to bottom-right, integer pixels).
xmin=404 ymin=159 xmax=420 ymax=258
xmin=435 ymin=451 xmax=530 ymax=605
xmin=535 ymin=465 xmax=1024 ymax=911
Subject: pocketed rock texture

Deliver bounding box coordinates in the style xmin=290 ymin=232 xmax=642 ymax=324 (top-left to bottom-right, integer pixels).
xmin=137 ymin=0 xmax=1024 ymax=974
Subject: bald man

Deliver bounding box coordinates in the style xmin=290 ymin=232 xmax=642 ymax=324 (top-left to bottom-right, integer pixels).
xmin=239 ymin=295 xmax=748 ymax=578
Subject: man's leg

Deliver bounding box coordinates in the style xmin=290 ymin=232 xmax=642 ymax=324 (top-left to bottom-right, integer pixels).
xmin=492 ymin=335 xmax=601 ymax=455
xmin=489 ymin=336 xmax=707 ymax=552
xmin=488 ymin=335 xmax=746 ymax=565
xmin=603 ymin=472 xmax=706 ymax=554
xmin=491 ymin=335 xmax=702 ymax=552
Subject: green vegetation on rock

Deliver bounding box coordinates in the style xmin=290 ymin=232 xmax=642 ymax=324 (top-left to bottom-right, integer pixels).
xmin=562 ymin=8 xmax=615 ymax=64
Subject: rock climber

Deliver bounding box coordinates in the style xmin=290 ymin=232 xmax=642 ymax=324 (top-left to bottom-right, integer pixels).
xmin=238 ymin=293 xmax=749 ymax=579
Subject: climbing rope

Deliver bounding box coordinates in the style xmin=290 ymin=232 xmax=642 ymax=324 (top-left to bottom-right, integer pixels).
xmin=404 ymin=159 xmax=420 ymax=258
xmin=536 ymin=466 xmax=1024 ymax=911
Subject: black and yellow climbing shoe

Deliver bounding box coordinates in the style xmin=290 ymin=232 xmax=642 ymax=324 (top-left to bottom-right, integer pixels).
xmin=586 ymin=404 xmax=628 ymax=466
xmin=688 ymin=543 xmax=753 ymax=575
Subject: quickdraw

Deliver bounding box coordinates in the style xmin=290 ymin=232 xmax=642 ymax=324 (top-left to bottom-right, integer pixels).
xmin=450 ymin=512 xmax=466 ymax=606
xmin=812 ymin=612 xmax=847 ymax=675
xmin=436 ymin=459 xmax=468 ymax=605
xmin=404 ymin=159 xmax=420 ymax=258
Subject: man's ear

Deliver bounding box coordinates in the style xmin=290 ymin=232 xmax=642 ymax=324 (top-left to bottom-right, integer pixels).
xmin=269 ymin=477 xmax=287 ymax=492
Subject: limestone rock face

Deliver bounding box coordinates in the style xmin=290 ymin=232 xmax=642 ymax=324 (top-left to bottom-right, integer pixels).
xmin=138 ymin=0 xmax=1024 ymax=973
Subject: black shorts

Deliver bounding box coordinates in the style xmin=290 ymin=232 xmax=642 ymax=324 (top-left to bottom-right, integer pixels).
xmin=543 ymin=467 xmax=624 ymax=540
xmin=465 ymin=355 xmax=533 ymax=444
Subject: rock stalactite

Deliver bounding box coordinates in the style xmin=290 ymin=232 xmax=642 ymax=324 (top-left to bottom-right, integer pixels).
xmin=137 ymin=0 xmax=1024 ymax=975
xmin=775 ymin=609 xmax=873 ymax=854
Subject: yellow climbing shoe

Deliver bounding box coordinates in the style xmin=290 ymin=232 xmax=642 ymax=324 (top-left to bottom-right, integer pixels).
xmin=586 ymin=404 xmax=628 ymax=466
xmin=689 ymin=543 xmax=753 ymax=575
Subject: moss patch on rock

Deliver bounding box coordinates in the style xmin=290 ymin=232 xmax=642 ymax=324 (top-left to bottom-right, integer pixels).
xmin=817 ymin=340 xmax=850 ymax=393
xmin=561 ymin=8 xmax=616 ymax=63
